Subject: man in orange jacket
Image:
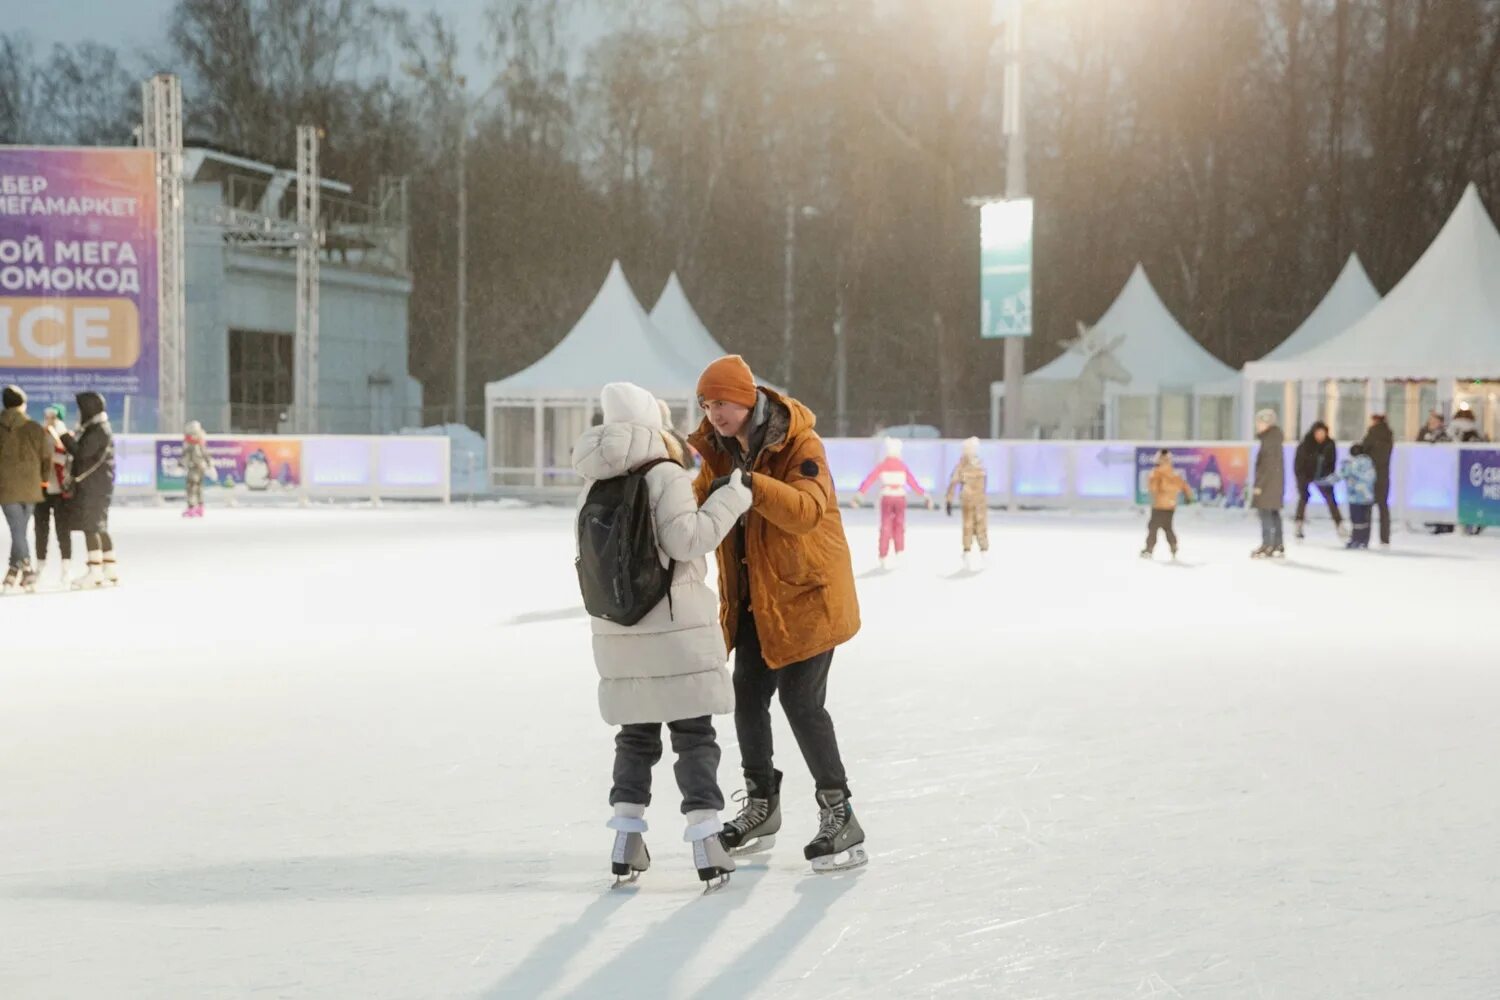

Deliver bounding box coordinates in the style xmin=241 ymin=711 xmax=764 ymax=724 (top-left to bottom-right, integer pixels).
xmin=688 ymin=355 xmax=867 ymax=872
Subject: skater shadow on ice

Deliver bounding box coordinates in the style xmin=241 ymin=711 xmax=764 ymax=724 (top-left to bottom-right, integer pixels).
xmin=1268 ymin=560 xmax=1342 ymax=575
xmin=528 ymin=867 xmax=769 ymax=1000
xmin=687 ymin=874 xmax=860 ymax=1000
xmin=477 ymin=888 xmax=638 ymax=1000
xmin=507 ymin=606 xmax=589 ymax=626
xmin=856 ymin=567 xmax=891 ymax=580
xmin=5 ymin=851 xmax=569 ymax=906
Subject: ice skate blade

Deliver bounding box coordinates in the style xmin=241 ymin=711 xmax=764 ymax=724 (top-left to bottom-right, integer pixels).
xmin=700 ymin=872 xmax=732 ymax=894
xmin=610 ymin=871 xmax=642 ymax=890
xmin=726 ymin=834 xmax=775 ymax=856
xmin=809 ymin=845 xmax=869 ymax=874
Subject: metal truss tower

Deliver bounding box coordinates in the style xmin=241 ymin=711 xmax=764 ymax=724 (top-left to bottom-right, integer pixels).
xmin=142 ymin=73 xmax=186 ymax=432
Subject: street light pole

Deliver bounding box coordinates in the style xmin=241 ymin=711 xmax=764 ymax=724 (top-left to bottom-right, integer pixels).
xmin=782 ymin=197 xmax=797 ymax=389
xmin=455 ymin=112 xmax=469 ymax=427
xmin=1001 ymin=0 xmax=1026 ymax=439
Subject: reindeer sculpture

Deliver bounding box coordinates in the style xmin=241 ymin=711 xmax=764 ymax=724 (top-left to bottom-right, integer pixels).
xmin=1025 ymin=322 xmax=1132 ymax=439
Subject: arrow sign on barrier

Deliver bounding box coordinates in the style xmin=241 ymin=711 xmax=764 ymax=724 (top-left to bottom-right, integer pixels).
xmin=1096 ymin=447 xmax=1134 ymax=467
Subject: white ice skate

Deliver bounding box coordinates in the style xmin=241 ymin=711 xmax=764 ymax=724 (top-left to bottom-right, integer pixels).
xmin=72 ymin=558 xmax=107 ymax=591
xmin=686 ymin=810 xmax=735 ymax=893
xmin=608 ymin=804 xmax=650 ymax=888
xmin=103 ymin=556 xmax=120 ymax=586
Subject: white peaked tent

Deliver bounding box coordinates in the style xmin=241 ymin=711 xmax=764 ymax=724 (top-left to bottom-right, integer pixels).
xmin=1243 ymin=184 xmax=1500 ymax=441
xmin=486 ymin=261 xmax=703 ymax=488
xmin=1262 ymin=254 xmax=1380 ymax=362
xmin=649 ymin=272 xmax=731 ymax=372
xmin=991 ymin=264 xmax=1239 ymax=439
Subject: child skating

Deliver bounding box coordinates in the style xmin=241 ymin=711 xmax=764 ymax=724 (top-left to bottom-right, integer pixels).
xmin=945 ymin=437 xmax=989 ymax=571
xmin=181 ymin=421 xmax=217 ymax=517
xmin=853 ymin=437 xmax=933 ymax=569
xmin=571 ymin=382 xmax=752 ymax=891
xmin=1328 ymin=444 xmax=1377 ymax=549
xmin=1142 ymin=449 xmax=1194 ymax=560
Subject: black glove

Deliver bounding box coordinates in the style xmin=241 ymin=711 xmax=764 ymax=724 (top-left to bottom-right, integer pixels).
xmin=739 ymin=469 xmax=753 ymax=489
xmin=945 ymin=500 xmax=953 ymax=517
xmin=706 ymin=474 xmax=732 ymax=497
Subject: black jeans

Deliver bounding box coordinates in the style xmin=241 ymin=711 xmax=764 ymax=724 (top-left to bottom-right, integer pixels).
xmin=1374 ymin=477 xmax=1391 ymax=544
xmin=34 ymin=495 xmax=71 ymax=561
xmin=1294 ymin=481 xmax=1343 ymax=525
xmin=734 ymin=609 xmax=850 ymax=798
xmin=610 ymin=716 xmax=724 ymax=814
xmin=1145 ymin=508 xmax=1177 ymax=553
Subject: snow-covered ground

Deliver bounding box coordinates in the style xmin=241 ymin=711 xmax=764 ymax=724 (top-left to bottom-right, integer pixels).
xmin=2 ymin=503 xmax=1497 ymax=999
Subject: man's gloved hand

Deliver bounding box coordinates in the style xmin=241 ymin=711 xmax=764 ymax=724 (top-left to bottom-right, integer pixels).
xmin=739 ymin=469 xmax=753 ymax=489
xmin=706 ymin=474 xmax=732 ymax=497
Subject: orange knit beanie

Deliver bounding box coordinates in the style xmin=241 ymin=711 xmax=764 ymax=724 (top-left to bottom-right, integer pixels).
xmin=696 ymin=355 xmax=758 ymax=409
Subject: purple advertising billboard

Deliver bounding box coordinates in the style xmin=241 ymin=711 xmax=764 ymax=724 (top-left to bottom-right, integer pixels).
xmin=0 ymin=147 xmax=159 ymax=425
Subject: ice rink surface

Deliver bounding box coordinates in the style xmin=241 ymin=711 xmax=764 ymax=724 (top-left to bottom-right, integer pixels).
xmin=2 ymin=502 xmax=1497 ymax=999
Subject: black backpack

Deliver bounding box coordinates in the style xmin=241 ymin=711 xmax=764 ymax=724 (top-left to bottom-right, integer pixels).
xmin=576 ymin=458 xmax=675 ymax=626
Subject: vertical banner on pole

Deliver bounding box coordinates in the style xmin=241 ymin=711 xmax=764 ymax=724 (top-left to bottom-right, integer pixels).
xmin=980 ymin=198 xmax=1033 ymax=339
xmin=0 ymin=148 xmax=160 ymax=421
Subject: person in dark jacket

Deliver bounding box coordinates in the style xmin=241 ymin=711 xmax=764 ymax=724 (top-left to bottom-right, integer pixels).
xmin=1359 ymin=413 xmax=1394 ymax=547
xmin=65 ymin=391 xmax=118 ymax=588
xmin=0 ymin=384 xmax=52 ymax=592
xmin=1293 ymin=421 xmax=1344 ymax=540
xmin=1252 ymin=409 xmax=1286 ymax=558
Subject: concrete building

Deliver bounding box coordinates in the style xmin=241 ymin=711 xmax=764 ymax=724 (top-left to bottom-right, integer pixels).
xmin=182 ymin=147 xmax=421 ymax=435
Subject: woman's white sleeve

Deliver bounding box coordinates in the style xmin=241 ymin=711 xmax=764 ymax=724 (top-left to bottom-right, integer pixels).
xmin=653 ymin=469 xmax=751 ymax=562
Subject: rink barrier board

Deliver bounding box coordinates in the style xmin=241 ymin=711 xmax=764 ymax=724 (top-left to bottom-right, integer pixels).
xmin=511 ymin=439 xmax=1469 ymax=522
xmin=113 ymin=435 xmax=451 ymax=503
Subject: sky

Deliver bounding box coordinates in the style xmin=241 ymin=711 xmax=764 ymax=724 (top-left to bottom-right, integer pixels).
xmin=10 ymin=1 xmax=610 ymax=81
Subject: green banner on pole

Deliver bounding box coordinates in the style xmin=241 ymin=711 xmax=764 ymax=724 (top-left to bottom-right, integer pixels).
xmin=980 ymin=198 xmax=1033 ymax=338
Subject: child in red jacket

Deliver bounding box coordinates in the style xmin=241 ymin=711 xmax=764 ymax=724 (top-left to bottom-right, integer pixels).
xmin=853 ymin=438 xmax=933 ymax=568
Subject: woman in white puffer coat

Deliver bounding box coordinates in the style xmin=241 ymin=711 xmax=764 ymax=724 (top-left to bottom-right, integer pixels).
xmin=571 ymin=382 xmax=751 ymax=887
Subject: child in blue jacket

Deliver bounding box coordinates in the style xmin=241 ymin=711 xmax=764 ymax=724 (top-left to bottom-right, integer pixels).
xmin=1330 ymin=444 xmax=1377 ymax=549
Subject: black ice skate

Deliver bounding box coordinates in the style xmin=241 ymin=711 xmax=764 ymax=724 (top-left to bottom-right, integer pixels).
xmin=804 ymin=789 xmax=868 ymax=874
xmin=720 ymin=769 xmax=781 ymax=856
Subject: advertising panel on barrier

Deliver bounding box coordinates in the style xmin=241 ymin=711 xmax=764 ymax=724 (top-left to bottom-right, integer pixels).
xmin=1135 ymin=446 xmax=1251 ymax=507
xmin=0 ymin=147 xmax=159 ymax=424
xmin=1457 ymin=448 xmax=1500 ymax=526
xmin=156 ymin=438 xmax=302 ymax=493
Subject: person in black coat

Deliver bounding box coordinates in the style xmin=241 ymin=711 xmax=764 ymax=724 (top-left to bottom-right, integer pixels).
xmin=1293 ymin=421 xmax=1344 ymax=539
xmin=1359 ymin=413 xmax=1394 ymax=547
xmin=64 ymin=391 xmax=118 ymax=588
